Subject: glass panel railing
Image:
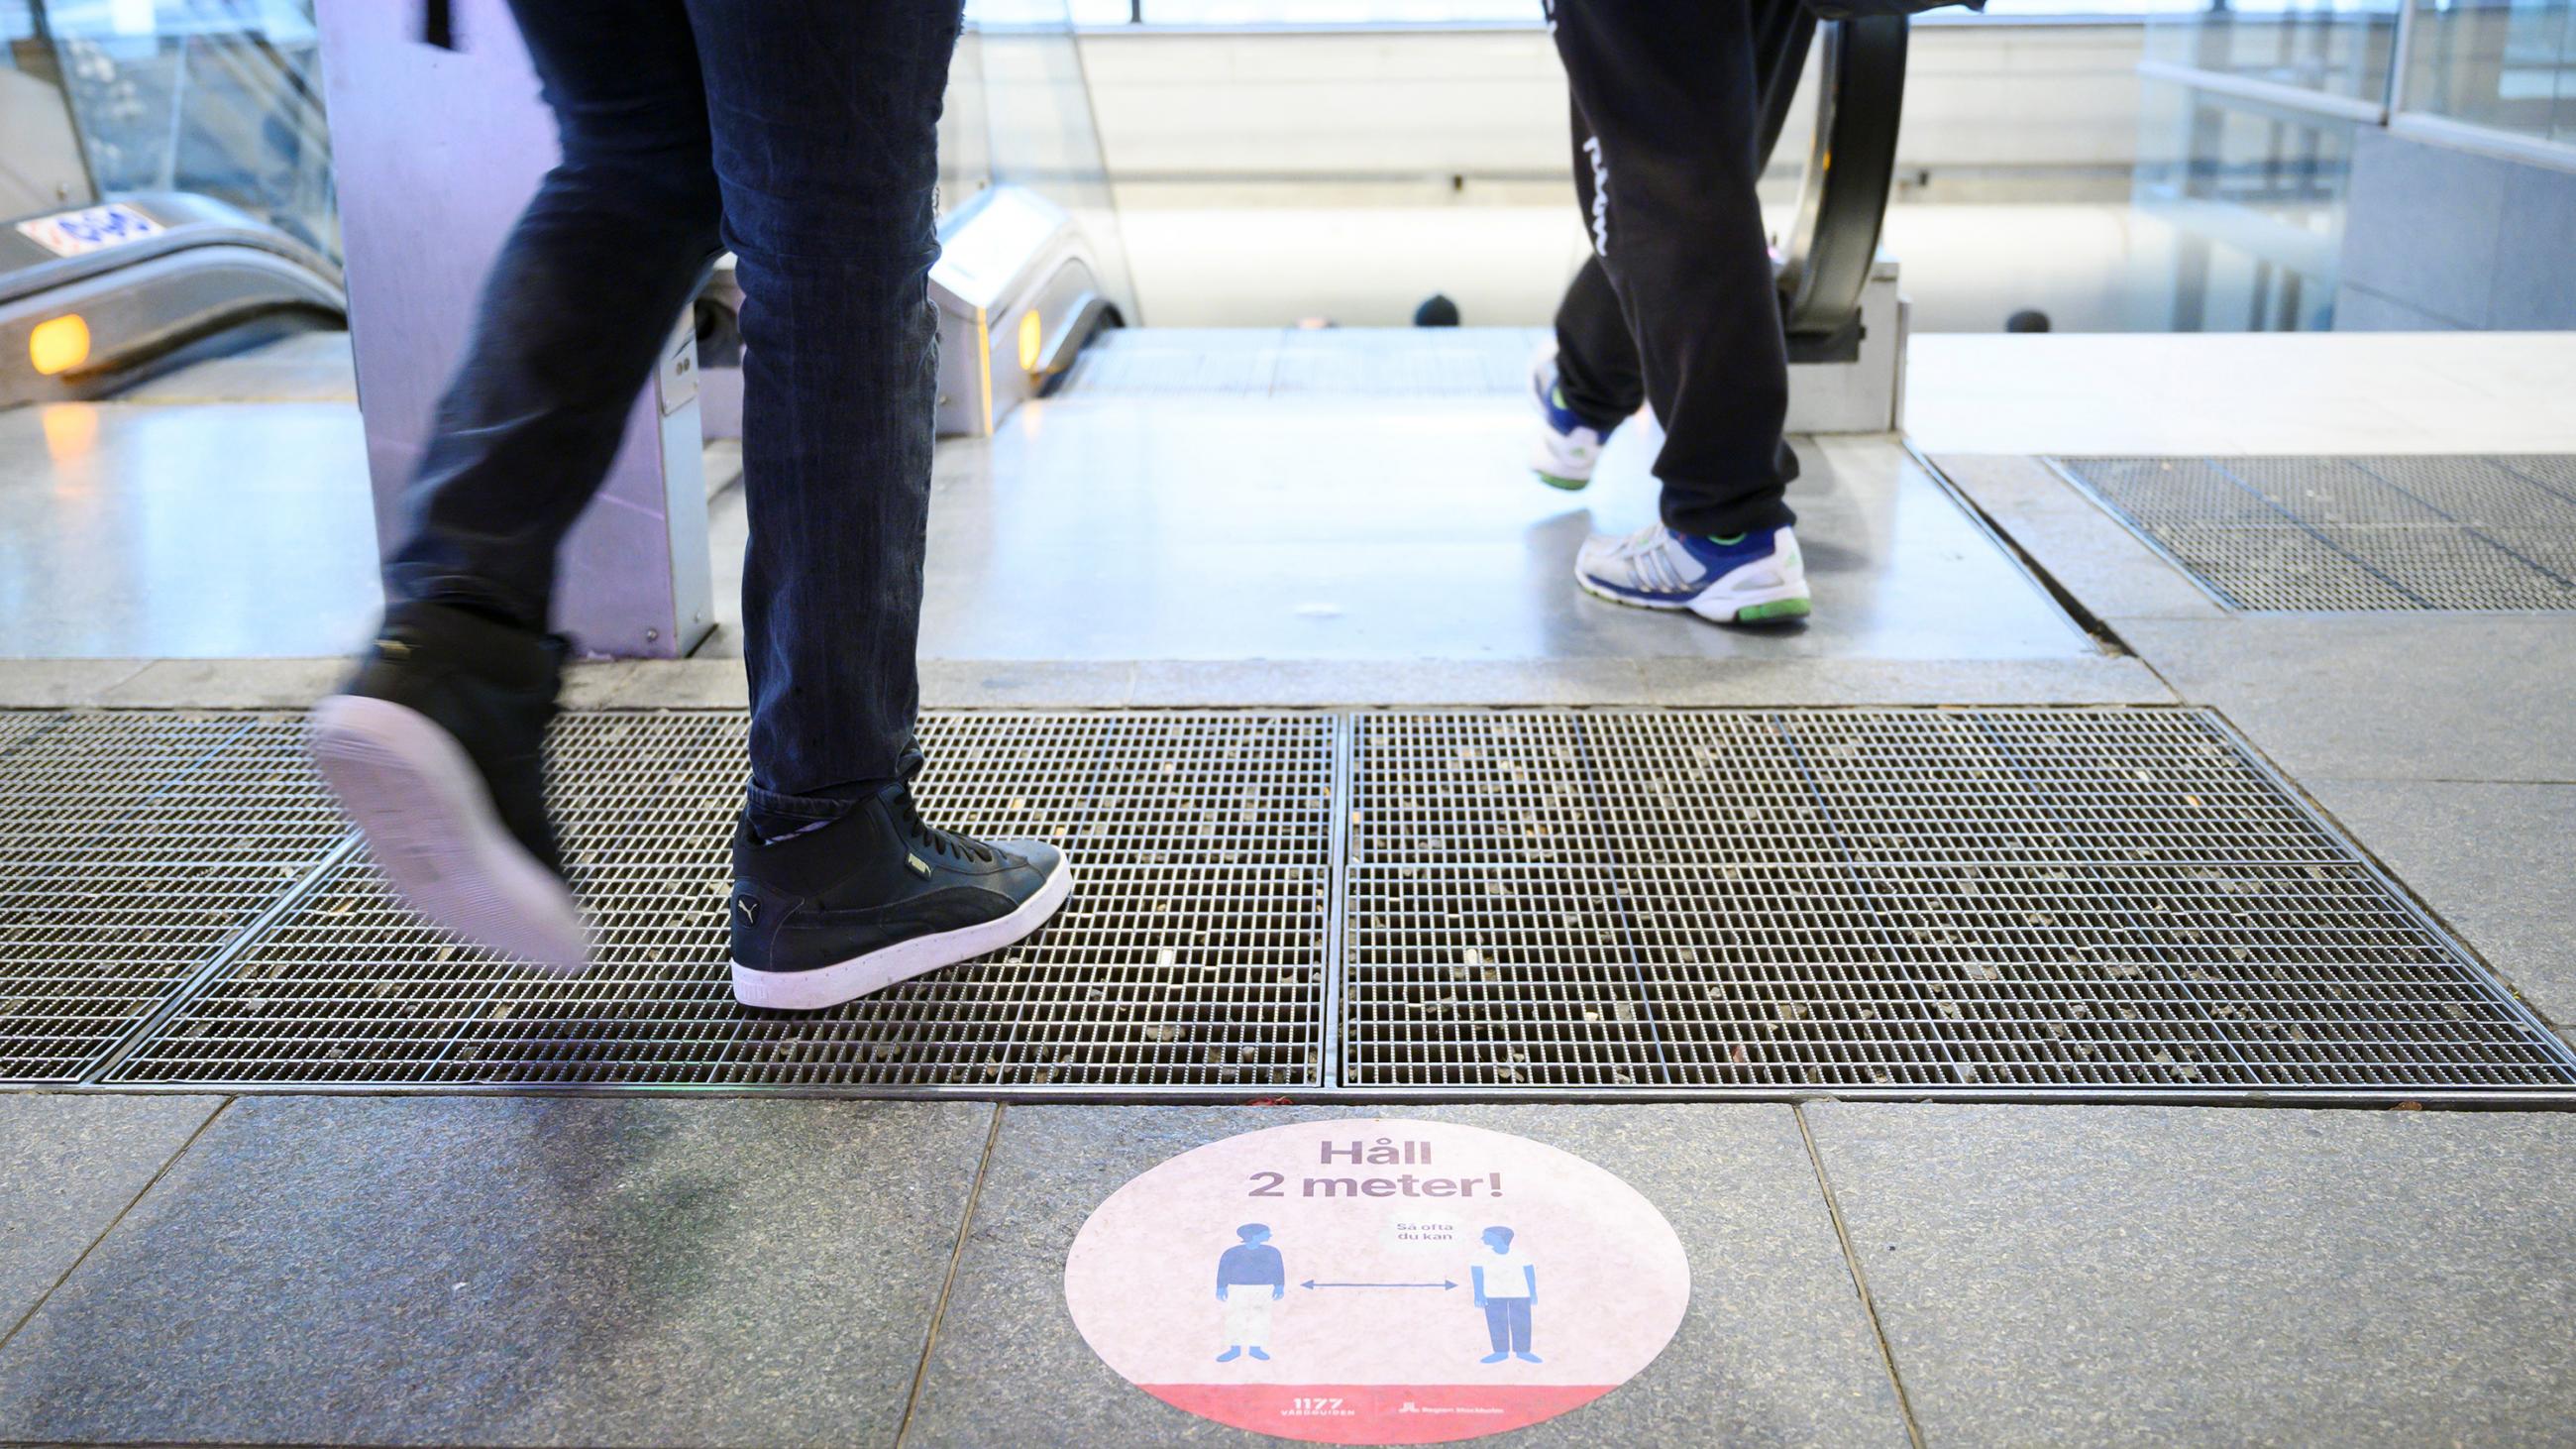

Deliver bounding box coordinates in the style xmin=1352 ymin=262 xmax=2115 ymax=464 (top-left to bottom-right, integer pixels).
xmin=12 ymin=0 xmax=337 ymax=261
xmin=941 ymin=20 xmax=995 ymax=216
xmin=2133 ymin=74 xmax=2354 ymax=329
xmin=2144 ymin=0 xmax=2402 ymax=103
xmin=955 ymin=0 xmax=1138 ymax=320
xmin=2402 ymin=0 xmax=2576 ymax=146
xmin=1 ymin=2 xmax=96 ymax=217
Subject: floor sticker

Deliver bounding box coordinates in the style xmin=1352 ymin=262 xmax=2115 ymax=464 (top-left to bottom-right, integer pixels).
xmin=1064 ymin=1117 xmax=1689 ymax=1444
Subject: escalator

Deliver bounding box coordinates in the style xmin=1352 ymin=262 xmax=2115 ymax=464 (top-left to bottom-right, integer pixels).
xmin=918 ymin=3 xmax=1913 ymax=431
xmin=1 ymin=4 xmax=347 ymax=407
xmin=1766 ymin=13 xmax=1911 ymax=364
xmin=2 ymin=191 xmax=345 ymax=406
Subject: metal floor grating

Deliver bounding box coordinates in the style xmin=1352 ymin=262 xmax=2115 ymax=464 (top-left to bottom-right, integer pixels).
xmin=2053 ymin=455 xmax=2576 ymax=612
xmin=0 ymin=713 xmax=349 ymax=1081
xmin=1342 ymin=711 xmax=2576 ymax=1095
xmin=2 ymin=707 xmax=2568 ymax=1100
xmin=105 ymin=713 xmax=1333 ymax=1090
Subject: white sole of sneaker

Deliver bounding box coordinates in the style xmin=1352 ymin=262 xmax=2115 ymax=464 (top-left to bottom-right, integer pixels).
xmin=1573 ymin=557 xmax=1813 ymax=625
xmin=308 ymin=694 xmax=590 ymax=972
xmin=728 ymin=851 xmax=1075 ymax=1011
xmin=1529 ymin=433 xmax=1599 ymax=490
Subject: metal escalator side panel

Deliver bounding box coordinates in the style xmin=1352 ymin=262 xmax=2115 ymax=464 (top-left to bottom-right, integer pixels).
xmin=0 ymin=193 xmax=347 ymax=406
xmin=1753 ymin=0 xmax=1821 ymax=174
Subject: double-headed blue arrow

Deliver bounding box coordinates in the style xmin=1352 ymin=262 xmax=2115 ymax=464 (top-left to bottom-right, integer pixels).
xmin=1300 ymin=1279 xmax=1456 ymax=1290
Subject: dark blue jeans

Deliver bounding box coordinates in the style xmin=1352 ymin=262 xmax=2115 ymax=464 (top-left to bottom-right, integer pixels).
xmin=385 ymin=0 xmax=962 ymax=808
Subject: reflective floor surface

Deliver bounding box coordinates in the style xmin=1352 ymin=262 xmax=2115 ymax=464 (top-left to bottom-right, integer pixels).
xmin=703 ymin=330 xmax=2093 ymax=665
xmin=0 ymin=400 xmax=379 ymax=659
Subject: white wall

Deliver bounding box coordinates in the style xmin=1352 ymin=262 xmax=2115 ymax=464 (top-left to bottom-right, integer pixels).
xmin=1073 ymin=22 xmax=2157 ymax=329
xmin=1079 ymin=23 xmax=2147 ymax=192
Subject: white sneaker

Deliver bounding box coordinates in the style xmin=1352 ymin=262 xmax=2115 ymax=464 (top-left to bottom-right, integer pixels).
xmin=1573 ymin=523 xmax=1812 ymax=624
xmin=1529 ymin=346 xmax=1616 ymax=491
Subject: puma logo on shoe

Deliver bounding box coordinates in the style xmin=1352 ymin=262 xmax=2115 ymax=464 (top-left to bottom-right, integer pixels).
xmin=906 ymin=853 xmax=932 ymax=879
xmin=735 ymin=895 xmax=758 ymax=922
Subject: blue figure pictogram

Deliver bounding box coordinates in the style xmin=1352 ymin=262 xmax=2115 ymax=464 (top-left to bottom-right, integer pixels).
xmin=1469 ymin=1226 xmax=1541 ymax=1364
xmin=1213 ymin=1223 xmax=1285 ymax=1362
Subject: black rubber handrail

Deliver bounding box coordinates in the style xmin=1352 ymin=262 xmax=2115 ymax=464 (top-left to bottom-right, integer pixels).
xmin=1766 ymin=13 xmax=1909 ymax=360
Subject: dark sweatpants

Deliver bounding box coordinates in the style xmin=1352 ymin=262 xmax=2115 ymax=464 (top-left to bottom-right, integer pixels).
xmin=1548 ymin=0 xmax=1799 ymax=538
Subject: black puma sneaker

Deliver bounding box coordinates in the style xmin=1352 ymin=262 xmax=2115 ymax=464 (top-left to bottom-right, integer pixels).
xmin=307 ymin=601 xmax=589 ymax=970
xmin=728 ymin=771 xmax=1072 ymax=1011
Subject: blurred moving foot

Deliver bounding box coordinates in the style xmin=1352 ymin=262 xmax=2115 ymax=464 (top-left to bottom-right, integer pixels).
xmin=1573 ymin=523 xmax=1811 ymax=625
xmin=728 ymin=765 xmax=1072 ymax=1010
xmin=309 ymin=602 xmax=589 ymax=970
xmin=1528 ymin=346 xmax=1619 ymax=491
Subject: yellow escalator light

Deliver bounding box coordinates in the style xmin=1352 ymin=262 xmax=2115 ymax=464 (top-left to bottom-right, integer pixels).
xmin=1018 ymin=307 xmax=1044 ymax=374
xmin=29 ymin=314 xmax=90 ymax=376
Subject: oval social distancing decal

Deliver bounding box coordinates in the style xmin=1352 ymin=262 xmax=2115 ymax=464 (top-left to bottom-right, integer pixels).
xmin=1064 ymin=1118 xmax=1689 ymax=1445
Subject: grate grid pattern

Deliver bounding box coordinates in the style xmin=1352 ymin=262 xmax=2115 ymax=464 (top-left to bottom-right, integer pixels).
xmin=108 ymin=712 xmax=1333 ymax=1090
xmin=1342 ymin=710 xmax=2576 ymax=1093
xmin=0 ymin=706 xmax=2563 ymax=1098
xmin=0 ymin=713 xmax=348 ymax=1080
xmin=2054 ymin=455 xmax=2576 ymax=613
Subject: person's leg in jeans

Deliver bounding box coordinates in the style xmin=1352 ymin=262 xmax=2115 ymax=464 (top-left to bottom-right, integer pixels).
xmin=1545 ymin=0 xmax=1812 ymax=624
xmin=687 ymin=0 xmax=941 ymax=814
xmin=312 ymin=0 xmax=722 ymax=968
xmin=688 ymin=0 xmax=1068 ymax=1012
xmin=313 ymin=1 xmax=1071 ymax=999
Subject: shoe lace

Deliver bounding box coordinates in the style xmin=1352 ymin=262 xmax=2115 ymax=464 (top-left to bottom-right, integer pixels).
xmin=1613 ymin=523 xmax=1669 ymax=559
xmin=888 ymin=780 xmax=995 ymax=864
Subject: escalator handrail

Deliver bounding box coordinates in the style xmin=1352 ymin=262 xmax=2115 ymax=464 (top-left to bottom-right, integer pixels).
xmin=1777 ymin=16 xmax=1908 ymax=345
xmin=0 ymin=191 xmax=343 ymax=311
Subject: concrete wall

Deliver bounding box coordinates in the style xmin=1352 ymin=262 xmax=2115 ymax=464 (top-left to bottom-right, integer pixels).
xmin=2334 ymin=129 xmax=2576 ymax=331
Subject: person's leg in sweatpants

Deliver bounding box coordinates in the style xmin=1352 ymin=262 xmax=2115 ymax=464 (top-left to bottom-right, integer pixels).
xmin=1552 ymin=254 xmax=1643 ymax=437
xmin=1547 ymin=0 xmax=1811 ymax=623
xmin=312 ymin=0 xmax=724 ymax=968
xmin=1526 ymin=243 xmax=1643 ymax=488
xmin=692 ymin=0 xmax=1072 ymax=1012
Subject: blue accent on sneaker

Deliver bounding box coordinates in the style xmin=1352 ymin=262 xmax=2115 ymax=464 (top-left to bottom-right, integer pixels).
xmin=1533 ymin=358 xmax=1616 ymax=440
xmin=1674 ymin=530 xmax=1772 ymax=572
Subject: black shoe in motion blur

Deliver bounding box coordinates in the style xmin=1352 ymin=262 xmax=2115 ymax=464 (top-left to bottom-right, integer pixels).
xmin=728 ymin=768 xmax=1072 ymax=1011
xmin=307 ymin=601 xmax=589 ymax=971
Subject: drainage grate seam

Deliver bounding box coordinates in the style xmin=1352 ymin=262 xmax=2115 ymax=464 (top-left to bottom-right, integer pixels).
xmin=0 ymin=713 xmax=348 ymax=1080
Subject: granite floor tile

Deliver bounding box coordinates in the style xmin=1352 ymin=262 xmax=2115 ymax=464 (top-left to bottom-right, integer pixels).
xmin=0 ymin=1095 xmax=995 ymax=1448
xmin=0 ymin=1093 xmax=224 ymax=1343
xmin=1807 ymin=1102 xmax=2576 ymax=1448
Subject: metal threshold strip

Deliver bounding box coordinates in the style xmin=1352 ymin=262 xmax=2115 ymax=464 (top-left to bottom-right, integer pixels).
xmin=2 ymin=706 xmax=2570 ymax=1104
